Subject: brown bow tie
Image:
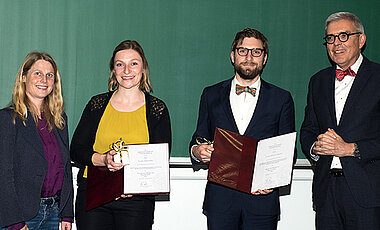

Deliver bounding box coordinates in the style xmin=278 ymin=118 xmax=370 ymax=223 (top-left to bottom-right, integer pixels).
xmin=236 ymin=84 xmax=256 ymax=96
xmin=336 ymin=68 xmax=356 ymax=81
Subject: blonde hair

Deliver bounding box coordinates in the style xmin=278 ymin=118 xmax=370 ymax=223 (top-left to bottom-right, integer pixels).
xmin=108 ymin=40 xmax=152 ymax=92
xmin=10 ymin=52 xmax=65 ymax=130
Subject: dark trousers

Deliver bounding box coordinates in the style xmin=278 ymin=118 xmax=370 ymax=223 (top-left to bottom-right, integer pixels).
xmin=204 ymin=182 xmax=278 ymax=230
xmin=205 ymin=194 xmax=278 ymax=230
xmin=75 ymin=179 xmax=155 ymax=230
xmin=316 ymin=175 xmax=380 ymax=230
xmin=207 ymin=211 xmax=278 ymax=230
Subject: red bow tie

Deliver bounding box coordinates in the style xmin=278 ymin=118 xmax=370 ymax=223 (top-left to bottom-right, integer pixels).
xmin=335 ymin=68 xmax=356 ymax=81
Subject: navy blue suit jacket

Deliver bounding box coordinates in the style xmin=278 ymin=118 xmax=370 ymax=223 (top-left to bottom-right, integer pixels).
xmin=300 ymin=56 xmax=380 ymax=209
xmin=190 ymin=77 xmax=295 ymax=215
xmin=0 ymin=108 xmax=74 ymax=227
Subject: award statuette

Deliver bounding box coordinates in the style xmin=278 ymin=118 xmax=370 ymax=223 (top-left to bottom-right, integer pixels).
xmin=195 ymin=137 xmax=213 ymax=146
xmin=110 ymin=138 xmax=130 ymax=165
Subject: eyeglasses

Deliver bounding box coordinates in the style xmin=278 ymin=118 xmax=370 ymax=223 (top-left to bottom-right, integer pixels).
xmin=323 ymin=32 xmax=362 ymax=44
xmin=235 ymin=47 xmax=265 ymax=57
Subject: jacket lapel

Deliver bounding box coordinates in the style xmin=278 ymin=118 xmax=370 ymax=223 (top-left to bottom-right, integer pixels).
xmin=339 ymin=57 xmax=371 ymax=126
xmin=220 ymin=78 xmax=239 ymax=132
xmin=53 ymin=128 xmax=69 ymax=164
xmin=326 ymin=68 xmax=338 ymax=127
xmin=20 ymin=114 xmax=45 ymax=158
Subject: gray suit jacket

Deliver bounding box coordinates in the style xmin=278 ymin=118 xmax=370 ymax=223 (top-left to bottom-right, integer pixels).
xmin=0 ymin=108 xmax=74 ymax=227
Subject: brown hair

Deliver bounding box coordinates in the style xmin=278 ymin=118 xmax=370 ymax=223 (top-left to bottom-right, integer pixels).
xmin=231 ymin=28 xmax=269 ymax=56
xmin=108 ymin=40 xmax=152 ymax=92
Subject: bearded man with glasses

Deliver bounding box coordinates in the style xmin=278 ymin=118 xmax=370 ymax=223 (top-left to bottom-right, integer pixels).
xmin=189 ymin=28 xmax=296 ymax=230
xmin=301 ymin=12 xmax=380 ymax=230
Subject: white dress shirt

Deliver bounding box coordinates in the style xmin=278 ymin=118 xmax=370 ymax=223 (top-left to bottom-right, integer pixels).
xmin=330 ymin=54 xmax=363 ymax=169
xmin=190 ymin=76 xmax=261 ymax=161
xmin=230 ymin=76 xmax=261 ymax=135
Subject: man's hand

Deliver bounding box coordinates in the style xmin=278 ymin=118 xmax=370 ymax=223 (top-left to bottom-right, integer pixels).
xmin=252 ymin=189 xmax=273 ymax=195
xmin=313 ymin=128 xmax=354 ymax=157
xmin=192 ymin=144 xmax=214 ymax=163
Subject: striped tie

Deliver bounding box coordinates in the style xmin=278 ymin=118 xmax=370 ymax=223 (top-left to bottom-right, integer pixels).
xmin=236 ymin=84 xmax=256 ymax=96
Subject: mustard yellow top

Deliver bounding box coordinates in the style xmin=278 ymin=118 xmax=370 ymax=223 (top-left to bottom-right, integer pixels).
xmin=83 ymin=101 xmax=149 ymax=177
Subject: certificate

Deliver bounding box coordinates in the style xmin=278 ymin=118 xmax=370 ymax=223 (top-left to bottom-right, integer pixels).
xmin=124 ymin=143 xmax=170 ymax=194
xmin=207 ymin=127 xmax=296 ymax=194
xmin=86 ymin=143 xmax=169 ymax=211
xmin=251 ymin=132 xmax=297 ymax=192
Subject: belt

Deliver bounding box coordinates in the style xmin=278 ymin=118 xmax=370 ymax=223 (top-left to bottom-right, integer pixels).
xmin=329 ymin=168 xmax=344 ymax=177
xmin=40 ymin=195 xmax=60 ymax=205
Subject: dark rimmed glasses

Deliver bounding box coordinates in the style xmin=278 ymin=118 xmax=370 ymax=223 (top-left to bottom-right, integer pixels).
xmin=323 ymin=32 xmax=362 ymax=44
xmin=235 ymin=47 xmax=265 ymax=57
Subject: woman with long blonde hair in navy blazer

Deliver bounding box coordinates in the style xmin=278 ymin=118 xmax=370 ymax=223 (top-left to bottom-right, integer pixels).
xmin=0 ymin=52 xmax=74 ymax=230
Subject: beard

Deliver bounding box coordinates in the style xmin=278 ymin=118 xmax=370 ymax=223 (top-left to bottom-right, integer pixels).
xmin=234 ymin=61 xmax=263 ymax=80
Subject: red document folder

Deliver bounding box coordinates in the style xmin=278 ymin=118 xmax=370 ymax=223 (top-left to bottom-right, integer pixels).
xmin=85 ymin=143 xmax=170 ymax=211
xmin=86 ymin=166 xmax=123 ymax=211
xmin=207 ymin=127 xmax=259 ymax=194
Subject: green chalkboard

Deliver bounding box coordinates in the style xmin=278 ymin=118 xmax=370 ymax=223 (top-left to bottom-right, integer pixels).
xmin=1 ymin=0 xmax=380 ymax=159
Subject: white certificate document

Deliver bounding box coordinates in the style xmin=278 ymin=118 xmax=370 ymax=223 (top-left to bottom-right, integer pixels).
xmin=251 ymin=132 xmax=296 ymax=192
xmin=123 ymin=143 xmax=170 ymax=194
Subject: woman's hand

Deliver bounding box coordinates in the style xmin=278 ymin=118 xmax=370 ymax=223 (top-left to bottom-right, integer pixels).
xmin=61 ymin=221 xmax=72 ymax=230
xmin=115 ymin=194 xmax=133 ymax=200
xmin=105 ymin=150 xmax=124 ymax=172
xmin=21 ymin=224 xmax=29 ymax=230
xmin=91 ymin=150 xmax=124 ymax=172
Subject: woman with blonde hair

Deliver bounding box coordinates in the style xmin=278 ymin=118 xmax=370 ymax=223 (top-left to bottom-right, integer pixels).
xmin=70 ymin=40 xmax=171 ymax=230
xmin=0 ymin=52 xmax=74 ymax=230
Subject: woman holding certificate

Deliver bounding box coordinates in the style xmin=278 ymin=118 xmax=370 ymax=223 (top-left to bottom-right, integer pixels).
xmin=0 ymin=52 xmax=74 ymax=229
xmin=70 ymin=40 xmax=171 ymax=230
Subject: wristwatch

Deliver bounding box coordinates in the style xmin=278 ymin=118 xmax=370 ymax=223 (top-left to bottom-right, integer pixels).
xmin=353 ymin=143 xmax=361 ymax=158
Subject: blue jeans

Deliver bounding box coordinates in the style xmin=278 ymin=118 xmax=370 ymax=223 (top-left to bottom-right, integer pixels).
xmin=1 ymin=197 xmax=60 ymax=230
xmin=25 ymin=196 xmax=60 ymax=230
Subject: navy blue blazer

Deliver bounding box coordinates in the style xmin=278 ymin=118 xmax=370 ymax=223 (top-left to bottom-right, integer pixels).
xmin=190 ymin=77 xmax=295 ymax=215
xmin=300 ymin=56 xmax=380 ymax=209
xmin=0 ymin=108 xmax=74 ymax=227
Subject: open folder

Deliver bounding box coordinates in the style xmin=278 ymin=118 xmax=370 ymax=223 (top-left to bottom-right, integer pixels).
xmin=86 ymin=143 xmax=170 ymax=211
xmin=208 ymin=127 xmax=296 ymax=194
